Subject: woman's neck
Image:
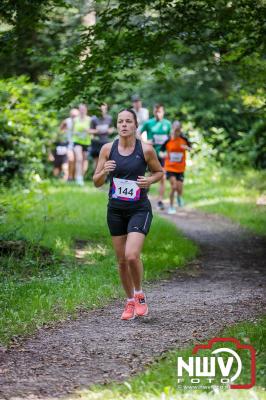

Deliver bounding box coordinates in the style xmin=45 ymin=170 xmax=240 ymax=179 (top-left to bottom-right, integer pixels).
xmin=119 ymin=135 xmax=136 ymax=148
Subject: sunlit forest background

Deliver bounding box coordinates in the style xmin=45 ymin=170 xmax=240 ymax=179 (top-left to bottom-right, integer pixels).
xmin=0 ymin=0 xmax=265 ymax=185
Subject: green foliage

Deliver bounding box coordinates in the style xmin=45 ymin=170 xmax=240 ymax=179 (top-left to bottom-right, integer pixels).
xmin=58 ymin=0 xmax=266 ymax=102
xmin=0 ymin=77 xmax=57 ymax=184
xmin=0 ymin=0 xmax=86 ymax=80
xmin=185 ymin=164 xmax=266 ymax=236
xmin=1 ymin=0 xmax=265 ymax=178
xmin=108 ymin=60 xmax=266 ymax=169
xmin=52 ymin=0 xmax=266 ymax=168
xmin=55 ymin=0 xmax=266 ymax=169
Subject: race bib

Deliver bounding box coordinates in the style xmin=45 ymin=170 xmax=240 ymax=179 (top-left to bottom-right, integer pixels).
xmin=97 ymin=124 xmax=109 ymax=133
xmin=111 ymin=178 xmax=140 ymax=202
xmin=169 ymin=152 xmax=183 ymax=162
xmin=56 ymin=145 xmax=68 ymax=156
xmin=153 ymin=134 xmax=169 ymax=145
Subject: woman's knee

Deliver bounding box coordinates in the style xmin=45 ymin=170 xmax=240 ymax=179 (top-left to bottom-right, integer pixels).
xmin=169 ymin=177 xmax=175 ymax=187
xmin=118 ymin=259 xmax=127 ymax=270
xmin=125 ymin=251 xmax=140 ymax=264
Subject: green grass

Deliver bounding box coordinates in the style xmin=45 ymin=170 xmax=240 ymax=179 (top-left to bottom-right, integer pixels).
xmin=185 ymin=168 xmax=266 ymax=236
xmin=73 ymin=318 xmax=266 ymax=400
xmin=151 ymin=166 xmax=266 ymax=236
xmin=0 ymin=182 xmax=197 ymax=345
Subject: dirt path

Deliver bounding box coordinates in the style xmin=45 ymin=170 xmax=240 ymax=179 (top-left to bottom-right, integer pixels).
xmin=0 ymin=207 xmax=265 ymax=399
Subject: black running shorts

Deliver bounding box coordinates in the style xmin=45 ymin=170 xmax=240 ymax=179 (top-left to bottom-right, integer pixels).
xmin=53 ymin=154 xmax=68 ymax=168
xmin=73 ymin=142 xmax=89 ymax=152
xmin=107 ymin=201 xmax=153 ymax=236
xmin=166 ymin=171 xmax=184 ymax=182
xmin=52 ymin=143 xmax=68 ymax=168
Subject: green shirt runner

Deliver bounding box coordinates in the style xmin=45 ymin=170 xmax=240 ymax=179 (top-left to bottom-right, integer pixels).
xmin=72 ymin=116 xmax=91 ymax=146
xmin=141 ymin=117 xmax=171 ymax=155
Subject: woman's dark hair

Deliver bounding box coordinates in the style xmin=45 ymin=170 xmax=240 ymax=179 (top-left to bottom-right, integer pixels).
xmin=118 ymin=108 xmax=138 ymax=128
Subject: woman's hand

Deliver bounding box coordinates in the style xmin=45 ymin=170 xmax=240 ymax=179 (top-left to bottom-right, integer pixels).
xmin=137 ymin=176 xmax=152 ymax=189
xmin=158 ymin=151 xmax=166 ymax=159
xmin=180 ymin=144 xmax=191 ymax=150
xmin=103 ymin=160 xmax=116 ymax=174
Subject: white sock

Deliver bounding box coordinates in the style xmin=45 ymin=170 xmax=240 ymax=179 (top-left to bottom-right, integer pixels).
xmin=134 ymin=289 xmax=143 ymax=295
xmin=127 ymin=298 xmax=134 ymax=302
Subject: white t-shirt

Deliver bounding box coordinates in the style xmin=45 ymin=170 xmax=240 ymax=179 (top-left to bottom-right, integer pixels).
xmin=65 ymin=117 xmax=74 ymax=142
xmin=133 ymin=107 xmax=149 ymax=132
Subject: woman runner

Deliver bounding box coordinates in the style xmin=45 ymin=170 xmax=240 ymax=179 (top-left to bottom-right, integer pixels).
xmin=93 ymin=109 xmax=163 ymax=320
xmin=72 ymin=104 xmax=91 ymax=186
xmin=160 ymin=120 xmax=192 ymax=213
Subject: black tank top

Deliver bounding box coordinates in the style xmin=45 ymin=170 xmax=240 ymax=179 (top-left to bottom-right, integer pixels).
xmin=108 ymin=138 xmax=148 ymax=207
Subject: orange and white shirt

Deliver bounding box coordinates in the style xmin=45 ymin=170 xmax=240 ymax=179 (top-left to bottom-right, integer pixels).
xmin=161 ymin=135 xmax=191 ymax=173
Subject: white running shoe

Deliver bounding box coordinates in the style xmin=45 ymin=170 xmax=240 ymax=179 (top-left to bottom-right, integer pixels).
xmin=167 ymin=206 xmax=176 ymax=214
xmin=76 ymin=177 xmax=84 ymax=186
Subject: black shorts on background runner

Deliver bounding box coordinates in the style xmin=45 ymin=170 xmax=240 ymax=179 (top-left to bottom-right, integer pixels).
xmin=90 ymin=139 xmax=108 ymax=158
xmin=53 ymin=142 xmax=68 ymax=168
xmin=166 ymin=171 xmax=184 ymax=182
xmin=107 ymin=200 xmax=153 ymax=236
xmin=73 ymin=142 xmax=89 ymax=152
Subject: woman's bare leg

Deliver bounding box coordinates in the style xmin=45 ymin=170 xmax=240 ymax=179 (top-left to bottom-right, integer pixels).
xmin=125 ymin=232 xmax=146 ymax=291
xmin=112 ymin=235 xmax=134 ymax=298
xmin=74 ymin=145 xmax=83 ymax=181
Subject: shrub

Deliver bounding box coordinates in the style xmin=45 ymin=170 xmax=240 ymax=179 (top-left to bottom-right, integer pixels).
xmin=0 ymin=77 xmax=57 ymax=184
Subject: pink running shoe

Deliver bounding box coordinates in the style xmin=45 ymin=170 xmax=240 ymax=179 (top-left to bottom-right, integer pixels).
xmin=121 ymin=300 xmax=135 ymax=320
xmin=134 ymin=292 xmax=148 ymax=316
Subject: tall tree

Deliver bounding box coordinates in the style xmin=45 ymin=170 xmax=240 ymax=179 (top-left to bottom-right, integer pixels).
xmin=0 ymin=0 xmax=90 ymax=80
xmin=57 ymin=0 xmax=266 ymax=103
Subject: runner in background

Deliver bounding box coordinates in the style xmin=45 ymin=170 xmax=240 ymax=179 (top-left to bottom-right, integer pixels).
xmin=131 ymin=94 xmax=149 ymax=134
xmin=141 ymin=104 xmax=171 ymax=210
xmin=50 ymin=127 xmax=70 ymax=181
xmin=90 ymin=103 xmax=114 ymax=171
xmin=72 ymin=104 xmax=91 ymax=186
xmin=60 ymin=108 xmax=79 ymax=181
xmin=160 ymin=120 xmax=192 ymax=213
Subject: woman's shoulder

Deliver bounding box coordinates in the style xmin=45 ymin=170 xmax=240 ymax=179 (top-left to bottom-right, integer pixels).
xmin=102 ymin=141 xmax=114 ymax=151
xmin=139 ymin=140 xmax=155 ymax=156
xmin=100 ymin=140 xmax=116 ymax=158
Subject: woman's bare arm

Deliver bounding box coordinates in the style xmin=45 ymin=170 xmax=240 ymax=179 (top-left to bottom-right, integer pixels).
xmin=137 ymin=143 xmax=164 ymax=188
